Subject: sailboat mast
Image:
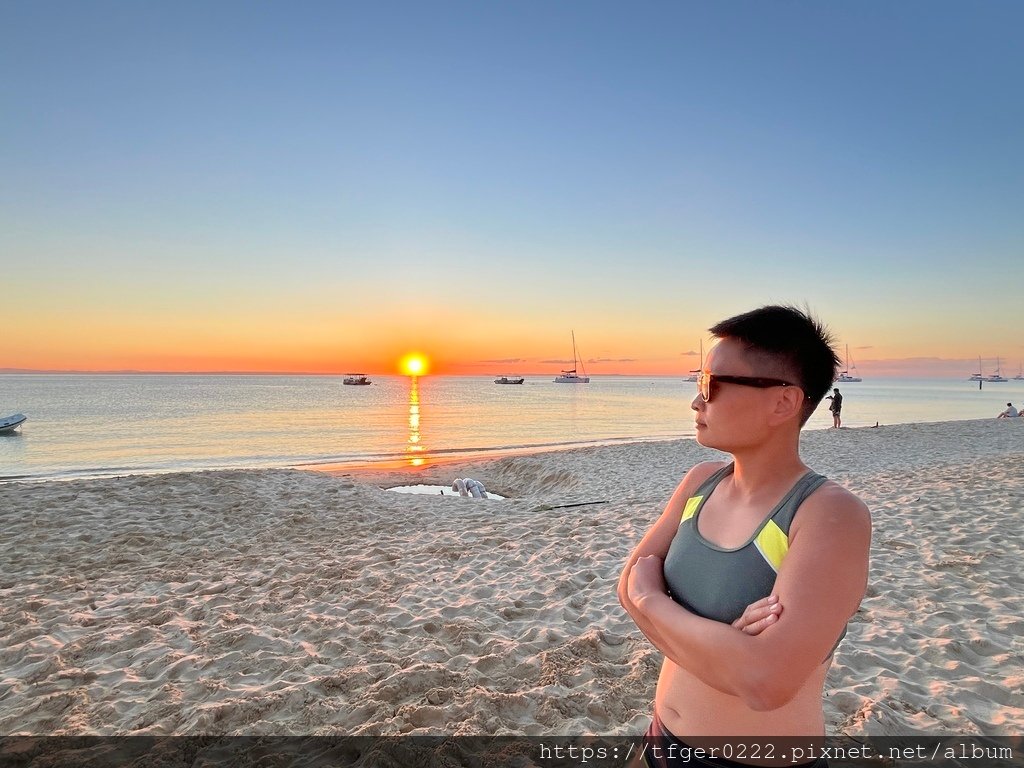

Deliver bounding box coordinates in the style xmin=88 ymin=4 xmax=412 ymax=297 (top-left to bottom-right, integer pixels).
xmin=573 ymin=330 xmax=588 ymax=376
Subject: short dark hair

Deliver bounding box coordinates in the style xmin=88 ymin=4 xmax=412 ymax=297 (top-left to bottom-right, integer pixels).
xmin=709 ymin=305 xmax=841 ymax=425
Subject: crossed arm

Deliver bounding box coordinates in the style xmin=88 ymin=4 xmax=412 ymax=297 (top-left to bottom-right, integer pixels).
xmin=617 ymin=463 xmax=871 ymax=711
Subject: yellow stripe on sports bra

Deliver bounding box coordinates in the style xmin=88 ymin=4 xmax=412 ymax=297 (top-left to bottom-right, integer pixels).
xmin=681 ymin=495 xmax=703 ymax=522
xmin=754 ymin=519 xmax=789 ymax=572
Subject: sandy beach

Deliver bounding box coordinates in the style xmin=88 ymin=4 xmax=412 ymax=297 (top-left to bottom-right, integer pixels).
xmin=1 ymin=418 xmax=1022 ymax=738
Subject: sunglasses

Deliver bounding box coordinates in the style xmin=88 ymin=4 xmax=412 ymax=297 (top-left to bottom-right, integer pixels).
xmin=697 ymin=372 xmax=797 ymax=403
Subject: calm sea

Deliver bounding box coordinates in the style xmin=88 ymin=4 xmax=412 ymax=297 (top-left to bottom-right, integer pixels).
xmin=1 ymin=374 xmax=1021 ymax=482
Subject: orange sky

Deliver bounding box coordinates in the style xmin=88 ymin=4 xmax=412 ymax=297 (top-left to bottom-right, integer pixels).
xmin=4 ymin=315 xmax=1022 ymax=378
xmin=3 ymin=271 xmax=1022 ymax=377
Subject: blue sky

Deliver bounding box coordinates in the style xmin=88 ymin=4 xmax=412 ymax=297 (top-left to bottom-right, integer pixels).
xmin=2 ymin=1 xmax=1022 ymax=374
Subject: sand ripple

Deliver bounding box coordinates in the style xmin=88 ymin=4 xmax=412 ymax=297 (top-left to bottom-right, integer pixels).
xmin=1 ymin=418 xmax=1021 ymax=735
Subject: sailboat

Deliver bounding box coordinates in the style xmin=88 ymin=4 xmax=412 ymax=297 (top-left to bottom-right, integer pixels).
xmin=684 ymin=339 xmax=703 ymax=382
xmin=554 ymin=331 xmax=590 ymax=383
xmin=985 ymin=357 xmax=1008 ymax=383
xmin=1014 ymin=363 xmax=1024 ymax=381
xmin=836 ymin=345 xmax=862 ymax=383
xmin=968 ymin=356 xmax=983 ymax=382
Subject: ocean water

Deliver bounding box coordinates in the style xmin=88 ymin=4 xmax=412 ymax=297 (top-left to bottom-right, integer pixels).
xmin=1 ymin=374 xmax=1021 ymax=482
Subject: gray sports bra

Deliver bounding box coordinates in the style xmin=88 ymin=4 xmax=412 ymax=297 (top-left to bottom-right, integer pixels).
xmin=663 ymin=463 xmax=847 ymax=654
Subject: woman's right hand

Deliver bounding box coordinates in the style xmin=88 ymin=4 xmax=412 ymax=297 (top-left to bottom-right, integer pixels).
xmin=731 ymin=594 xmax=782 ymax=635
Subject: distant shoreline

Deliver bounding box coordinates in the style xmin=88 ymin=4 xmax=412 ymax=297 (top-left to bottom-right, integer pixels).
xmin=5 ymin=369 xmax=1018 ymax=379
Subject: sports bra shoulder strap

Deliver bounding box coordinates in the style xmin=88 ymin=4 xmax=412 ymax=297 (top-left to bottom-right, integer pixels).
xmin=772 ymin=472 xmax=829 ymax=531
xmin=691 ymin=462 xmax=734 ymax=499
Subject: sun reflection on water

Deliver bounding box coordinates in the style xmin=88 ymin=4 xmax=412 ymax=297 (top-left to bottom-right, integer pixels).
xmin=407 ymin=376 xmax=425 ymax=466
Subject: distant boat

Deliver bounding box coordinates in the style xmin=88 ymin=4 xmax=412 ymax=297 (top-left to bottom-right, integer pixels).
xmin=0 ymin=413 xmax=27 ymax=433
xmin=968 ymin=356 xmax=983 ymax=382
xmin=985 ymin=357 xmax=1007 ymax=383
xmin=554 ymin=331 xmax=590 ymax=384
xmin=1014 ymin=363 xmax=1024 ymax=381
xmin=836 ymin=345 xmax=862 ymax=383
xmin=494 ymin=375 xmax=525 ymax=385
xmin=343 ymin=373 xmax=372 ymax=385
xmin=684 ymin=339 xmax=703 ymax=383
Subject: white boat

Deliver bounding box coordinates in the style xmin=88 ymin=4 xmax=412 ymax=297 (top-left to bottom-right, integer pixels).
xmin=343 ymin=373 xmax=372 ymax=385
xmin=1014 ymin=363 xmax=1024 ymax=381
xmin=968 ymin=356 xmax=983 ymax=382
xmin=684 ymin=339 xmax=703 ymax=382
xmin=554 ymin=331 xmax=590 ymax=383
xmin=0 ymin=413 xmax=27 ymax=433
xmin=494 ymin=375 xmax=525 ymax=385
xmin=985 ymin=357 xmax=1007 ymax=383
xmin=836 ymin=345 xmax=862 ymax=383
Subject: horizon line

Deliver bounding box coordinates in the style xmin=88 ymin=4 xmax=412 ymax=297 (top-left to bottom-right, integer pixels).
xmin=0 ymin=367 xmax=1011 ymax=380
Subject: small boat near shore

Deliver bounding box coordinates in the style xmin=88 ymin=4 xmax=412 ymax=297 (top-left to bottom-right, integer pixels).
xmin=0 ymin=413 xmax=27 ymax=433
xmin=343 ymin=374 xmax=372 ymax=385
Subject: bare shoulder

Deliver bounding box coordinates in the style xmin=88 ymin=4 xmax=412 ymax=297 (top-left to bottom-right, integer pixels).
xmin=795 ymin=479 xmax=871 ymax=539
xmin=662 ymin=460 xmax=730 ymax=515
xmin=674 ymin=460 xmax=729 ymax=497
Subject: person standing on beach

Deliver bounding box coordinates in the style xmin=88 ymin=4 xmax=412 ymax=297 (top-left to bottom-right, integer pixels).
xmin=826 ymin=387 xmax=843 ymax=428
xmin=618 ymin=306 xmax=871 ymax=767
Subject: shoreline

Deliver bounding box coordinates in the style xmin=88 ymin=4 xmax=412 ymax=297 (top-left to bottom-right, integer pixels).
xmin=4 ymin=414 xmax=1017 ymax=485
xmin=1 ymin=417 xmax=1021 ymax=736
xmin=0 ymin=435 xmax=683 ymax=486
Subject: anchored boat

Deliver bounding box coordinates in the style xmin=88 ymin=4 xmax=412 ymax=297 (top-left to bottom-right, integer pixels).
xmin=0 ymin=413 xmax=27 ymax=433
xmin=554 ymin=331 xmax=590 ymax=383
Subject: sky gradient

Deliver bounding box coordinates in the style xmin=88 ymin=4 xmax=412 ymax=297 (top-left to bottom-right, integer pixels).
xmin=3 ymin=2 xmax=1023 ymax=376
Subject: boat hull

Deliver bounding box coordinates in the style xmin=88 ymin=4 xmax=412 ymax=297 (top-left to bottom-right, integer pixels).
xmin=0 ymin=414 xmax=27 ymax=433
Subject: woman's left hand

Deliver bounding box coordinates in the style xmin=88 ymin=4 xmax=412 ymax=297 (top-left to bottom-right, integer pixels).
xmin=627 ymin=554 xmax=667 ymax=608
xmin=732 ymin=594 xmax=783 ymax=635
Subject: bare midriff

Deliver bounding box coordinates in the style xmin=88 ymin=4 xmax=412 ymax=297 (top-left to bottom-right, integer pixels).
xmin=655 ymin=657 xmax=829 ymax=738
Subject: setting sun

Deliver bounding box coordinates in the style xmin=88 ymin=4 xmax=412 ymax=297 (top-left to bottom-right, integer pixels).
xmin=399 ymin=353 xmax=429 ymax=376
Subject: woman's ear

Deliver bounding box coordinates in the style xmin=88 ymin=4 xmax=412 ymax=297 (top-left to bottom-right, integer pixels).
xmin=766 ymin=386 xmax=805 ymax=426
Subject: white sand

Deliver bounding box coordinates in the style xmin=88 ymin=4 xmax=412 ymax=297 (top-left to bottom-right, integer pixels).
xmin=0 ymin=418 xmax=1021 ymax=736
